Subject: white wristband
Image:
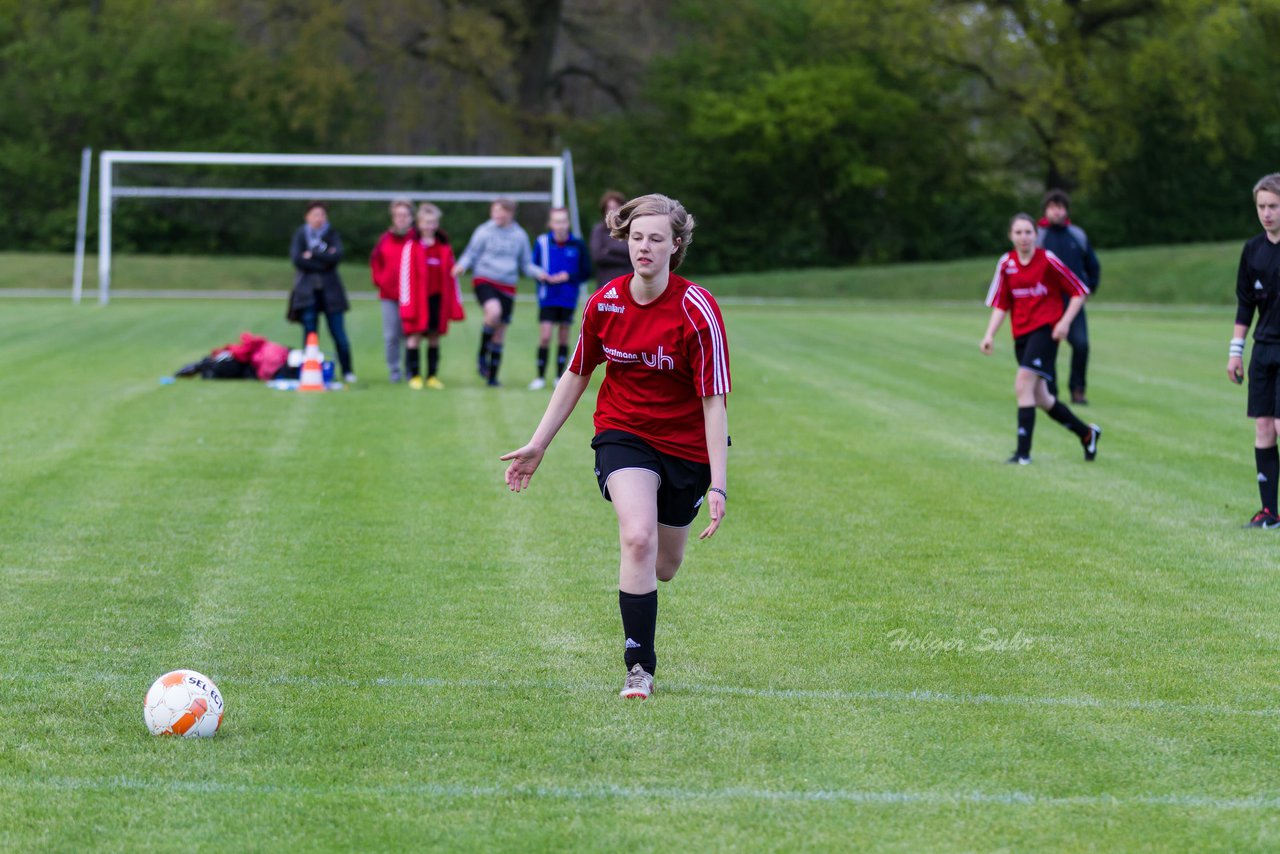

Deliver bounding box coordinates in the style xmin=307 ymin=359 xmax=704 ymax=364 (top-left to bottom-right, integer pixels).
xmin=1231 ymin=337 xmax=1246 ymax=358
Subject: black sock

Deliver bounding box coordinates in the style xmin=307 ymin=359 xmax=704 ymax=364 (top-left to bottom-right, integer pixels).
xmin=487 ymin=343 xmax=503 ymax=382
xmin=1047 ymin=400 xmax=1090 ymax=439
xmin=479 ymin=326 xmax=494 ymax=362
xmin=618 ymin=589 xmax=658 ymax=674
xmin=536 ymin=346 xmax=549 ymax=379
xmin=1258 ymin=446 xmax=1279 ymax=512
xmin=405 ymin=346 xmax=421 ymax=379
xmin=1016 ymin=406 xmax=1035 ymax=457
xmin=556 ymin=344 xmax=568 ymax=376
xmin=427 ymin=345 xmax=440 ymax=378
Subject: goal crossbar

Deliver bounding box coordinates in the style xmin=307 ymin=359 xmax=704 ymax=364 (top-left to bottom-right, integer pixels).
xmin=92 ymin=150 xmax=575 ymax=304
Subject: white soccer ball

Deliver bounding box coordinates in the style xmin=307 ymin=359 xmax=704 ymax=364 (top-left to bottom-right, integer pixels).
xmin=143 ymin=669 xmax=224 ymax=737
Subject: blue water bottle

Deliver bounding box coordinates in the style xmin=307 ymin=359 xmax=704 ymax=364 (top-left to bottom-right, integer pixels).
xmin=322 ymin=360 xmax=335 ymax=383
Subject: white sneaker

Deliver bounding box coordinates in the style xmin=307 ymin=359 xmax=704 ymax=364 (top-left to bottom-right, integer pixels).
xmin=344 ymin=373 xmax=357 ymax=384
xmin=619 ymin=663 xmax=654 ymax=700
xmin=528 ymin=377 xmax=546 ymax=391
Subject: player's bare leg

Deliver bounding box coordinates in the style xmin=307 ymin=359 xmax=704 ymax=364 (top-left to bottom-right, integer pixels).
xmin=607 ymin=468 xmax=661 ymax=698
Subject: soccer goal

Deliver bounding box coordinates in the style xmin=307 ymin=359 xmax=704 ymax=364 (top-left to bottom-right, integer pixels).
xmin=79 ymin=149 xmax=580 ymax=304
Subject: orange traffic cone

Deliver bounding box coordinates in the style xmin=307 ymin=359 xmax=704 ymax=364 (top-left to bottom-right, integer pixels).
xmin=298 ymin=332 xmax=326 ymax=392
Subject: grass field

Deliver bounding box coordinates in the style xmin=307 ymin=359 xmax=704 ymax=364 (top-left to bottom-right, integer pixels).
xmin=2 ymin=294 xmax=1279 ymax=851
xmin=0 ymin=239 xmax=1246 ymax=303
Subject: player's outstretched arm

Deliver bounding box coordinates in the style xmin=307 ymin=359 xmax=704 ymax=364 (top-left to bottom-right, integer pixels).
xmin=501 ymin=371 xmax=592 ymax=492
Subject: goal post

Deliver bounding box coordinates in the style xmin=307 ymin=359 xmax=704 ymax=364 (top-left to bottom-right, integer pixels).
xmin=91 ymin=150 xmax=577 ymax=304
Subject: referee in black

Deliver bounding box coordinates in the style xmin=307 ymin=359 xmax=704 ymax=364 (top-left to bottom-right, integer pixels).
xmin=1229 ymin=173 xmax=1280 ymax=528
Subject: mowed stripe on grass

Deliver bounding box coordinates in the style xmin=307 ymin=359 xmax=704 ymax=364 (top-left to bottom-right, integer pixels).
xmin=2 ymin=299 xmax=1279 ymax=851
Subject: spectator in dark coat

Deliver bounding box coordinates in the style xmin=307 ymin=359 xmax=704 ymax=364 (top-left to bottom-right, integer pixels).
xmin=1037 ymin=189 xmax=1100 ymax=404
xmin=288 ymin=201 xmax=355 ymax=382
xmin=590 ymin=190 xmax=631 ymax=288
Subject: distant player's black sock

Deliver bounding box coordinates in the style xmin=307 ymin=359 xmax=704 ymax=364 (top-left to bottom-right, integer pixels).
xmin=1016 ymin=406 xmax=1035 ymax=458
xmin=479 ymin=326 xmax=494 ymax=363
xmin=427 ymin=345 xmax=440 ymax=378
xmin=536 ymin=346 xmax=549 ymax=379
xmin=1257 ymin=446 xmax=1279 ymax=511
xmin=405 ymin=346 xmax=421 ymax=379
xmin=1047 ymin=400 xmax=1090 ymax=439
xmin=556 ymin=344 xmax=568 ymax=376
xmin=619 ymin=589 xmax=658 ymax=675
xmin=487 ymin=343 xmax=503 ymax=383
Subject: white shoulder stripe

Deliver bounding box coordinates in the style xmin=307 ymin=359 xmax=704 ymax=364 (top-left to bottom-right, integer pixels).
xmin=985 ymin=255 xmax=1007 ymax=307
xmin=683 ymin=286 xmax=729 ymax=395
xmin=1045 ymin=250 xmax=1089 ymax=295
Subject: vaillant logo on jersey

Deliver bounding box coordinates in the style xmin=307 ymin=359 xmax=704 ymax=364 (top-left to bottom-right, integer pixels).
xmin=642 ymin=346 xmax=675 ymax=370
xmin=604 ymin=287 xmax=619 ymax=299
xmin=597 ymin=302 xmax=625 ymax=313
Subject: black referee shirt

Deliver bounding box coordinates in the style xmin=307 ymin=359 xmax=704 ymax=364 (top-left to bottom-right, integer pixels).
xmin=1236 ymin=233 xmax=1280 ymax=343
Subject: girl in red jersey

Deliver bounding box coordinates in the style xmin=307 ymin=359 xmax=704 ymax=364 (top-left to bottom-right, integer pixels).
xmin=980 ymin=213 xmax=1101 ymax=464
xmin=501 ymin=194 xmax=730 ymax=700
xmin=402 ymin=203 xmax=464 ymax=390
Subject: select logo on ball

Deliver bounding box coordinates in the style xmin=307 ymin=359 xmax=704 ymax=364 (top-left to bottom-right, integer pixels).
xmin=143 ymin=669 xmax=225 ymax=737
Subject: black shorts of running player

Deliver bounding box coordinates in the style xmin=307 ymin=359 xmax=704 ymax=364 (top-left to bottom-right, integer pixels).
xmin=1013 ymin=324 xmax=1059 ymax=385
xmin=538 ymin=305 xmax=576 ymax=324
xmin=474 ymin=281 xmax=515 ymax=324
xmin=1248 ymin=342 xmax=1280 ymax=417
xmin=592 ymin=429 xmax=712 ymax=528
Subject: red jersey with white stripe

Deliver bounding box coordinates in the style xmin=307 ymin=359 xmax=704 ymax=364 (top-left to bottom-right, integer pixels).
xmin=986 ymin=248 xmax=1089 ymax=338
xmin=569 ymin=273 xmax=731 ymax=463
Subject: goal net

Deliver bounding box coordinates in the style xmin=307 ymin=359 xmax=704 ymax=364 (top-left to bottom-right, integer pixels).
xmin=80 ymin=150 xmax=580 ymax=304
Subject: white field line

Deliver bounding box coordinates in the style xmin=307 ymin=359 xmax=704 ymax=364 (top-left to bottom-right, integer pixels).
xmin=5 ymin=671 xmax=1278 ymax=717
xmin=3 ymin=775 xmax=1279 ymax=811
xmin=269 ymin=674 xmax=1280 ymax=717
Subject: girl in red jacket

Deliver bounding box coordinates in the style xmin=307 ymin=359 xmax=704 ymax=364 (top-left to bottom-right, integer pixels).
xmin=403 ymin=203 xmax=465 ymax=389
xmin=369 ymin=199 xmax=414 ymax=383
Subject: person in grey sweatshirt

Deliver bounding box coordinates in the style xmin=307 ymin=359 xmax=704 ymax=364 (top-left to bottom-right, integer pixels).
xmin=452 ymin=198 xmax=546 ymax=386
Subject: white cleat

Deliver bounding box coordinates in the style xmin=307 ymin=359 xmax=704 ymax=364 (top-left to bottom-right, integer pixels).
xmin=528 ymin=377 xmax=547 ymax=391
xmin=619 ymin=663 xmax=654 ymax=700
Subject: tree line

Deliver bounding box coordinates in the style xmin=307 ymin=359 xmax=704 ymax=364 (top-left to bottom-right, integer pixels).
xmin=2 ymin=0 xmax=1278 ymax=272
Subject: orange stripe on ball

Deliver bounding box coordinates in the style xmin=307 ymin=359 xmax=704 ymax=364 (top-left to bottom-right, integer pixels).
xmin=171 ymin=698 xmax=208 ymax=735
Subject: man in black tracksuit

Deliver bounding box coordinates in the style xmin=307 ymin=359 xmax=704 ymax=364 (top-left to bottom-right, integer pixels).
xmin=1037 ymin=189 xmax=1101 ymax=404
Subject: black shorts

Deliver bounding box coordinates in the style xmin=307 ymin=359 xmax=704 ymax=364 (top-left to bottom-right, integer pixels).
xmin=1248 ymin=343 xmax=1280 ymax=417
xmin=1013 ymin=325 xmax=1058 ymax=384
xmin=474 ymin=283 xmax=515 ymax=325
xmin=592 ymin=430 xmax=712 ymax=528
xmin=539 ymin=305 xmax=576 ymax=324
xmin=425 ymin=294 xmax=442 ymax=334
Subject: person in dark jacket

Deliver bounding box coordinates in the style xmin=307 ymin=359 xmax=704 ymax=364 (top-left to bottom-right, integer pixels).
xmin=1037 ymin=189 xmax=1100 ymax=404
xmin=590 ymin=190 xmax=631 ymax=288
xmin=288 ymin=201 xmax=355 ymax=383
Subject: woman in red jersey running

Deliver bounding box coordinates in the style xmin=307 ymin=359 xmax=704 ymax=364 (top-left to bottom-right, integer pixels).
xmin=980 ymin=212 xmax=1101 ymax=464
xmin=501 ymin=193 xmax=730 ymax=700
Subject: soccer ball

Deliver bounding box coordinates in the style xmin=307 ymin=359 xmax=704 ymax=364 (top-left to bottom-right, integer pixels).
xmin=143 ymin=669 xmax=224 ymax=737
